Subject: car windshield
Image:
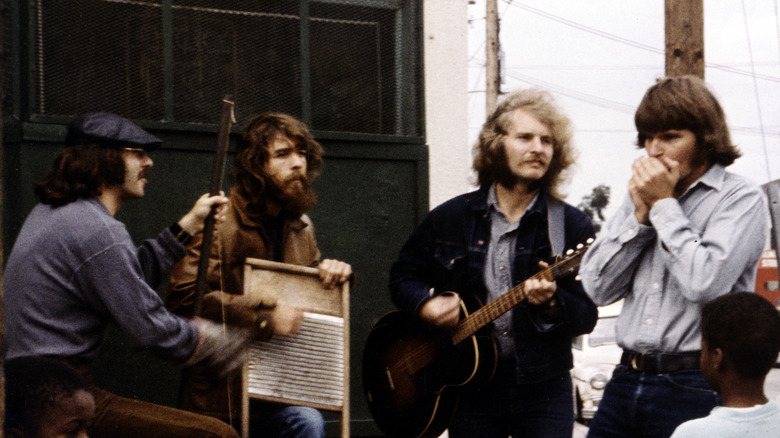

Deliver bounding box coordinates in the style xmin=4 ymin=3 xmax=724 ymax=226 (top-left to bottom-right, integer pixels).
xmin=589 ymin=316 xmax=617 ymax=347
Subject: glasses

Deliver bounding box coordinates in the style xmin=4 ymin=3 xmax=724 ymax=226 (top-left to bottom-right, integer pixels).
xmin=121 ymin=147 xmax=149 ymax=158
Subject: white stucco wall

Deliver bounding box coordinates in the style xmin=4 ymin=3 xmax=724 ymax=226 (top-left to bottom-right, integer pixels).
xmin=424 ymin=0 xmax=474 ymax=210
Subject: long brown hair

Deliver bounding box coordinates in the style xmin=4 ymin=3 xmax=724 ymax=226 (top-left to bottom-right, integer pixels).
xmin=635 ymin=75 xmax=740 ymax=166
xmin=34 ymin=144 xmax=126 ymax=207
xmin=232 ymin=113 xmax=323 ymax=210
xmin=473 ymin=89 xmax=576 ymax=199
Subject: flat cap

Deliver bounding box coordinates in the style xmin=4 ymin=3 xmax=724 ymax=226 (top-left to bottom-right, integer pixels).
xmin=65 ymin=112 xmax=162 ymax=151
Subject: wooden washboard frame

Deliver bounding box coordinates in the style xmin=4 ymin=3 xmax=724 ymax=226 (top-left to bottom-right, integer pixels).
xmin=241 ymin=258 xmax=350 ymax=438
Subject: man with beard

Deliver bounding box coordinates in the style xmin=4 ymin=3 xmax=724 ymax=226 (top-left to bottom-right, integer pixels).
xmin=3 ymin=112 xmax=247 ymax=438
xmin=388 ymin=88 xmax=597 ymax=438
xmin=167 ymin=112 xmax=353 ymax=438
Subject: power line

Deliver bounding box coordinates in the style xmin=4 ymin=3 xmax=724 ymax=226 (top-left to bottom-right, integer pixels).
xmin=732 ymin=126 xmax=780 ymax=138
xmin=502 ymin=70 xmax=636 ymax=114
xmin=502 ymin=62 xmax=780 ymax=71
xmin=503 ymin=0 xmax=780 ymax=84
xmin=742 ymin=0 xmax=772 ymax=181
xmin=775 ymin=0 xmax=780 ymax=63
xmin=503 ymin=0 xmax=663 ymax=54
xmin=503 ymin=64 xmax=662 ymax=71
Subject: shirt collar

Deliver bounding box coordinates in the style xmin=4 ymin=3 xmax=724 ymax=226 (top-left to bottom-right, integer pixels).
xmin=684 ymin=163 xmax=725 ymax=195
xmin=229 ymin=190 xmax=307 ymax=231
xmin=486 ymin=183 xmax=544 ymax=217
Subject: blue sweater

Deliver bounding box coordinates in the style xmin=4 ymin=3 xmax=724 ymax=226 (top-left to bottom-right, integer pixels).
xmin=4 ymin=198 xmax=199 ymax=363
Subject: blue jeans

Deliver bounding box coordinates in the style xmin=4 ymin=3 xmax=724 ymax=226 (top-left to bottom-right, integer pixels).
xmin=249 ymin=404 xmax=325 ymax=438
xmin=448 ymin=364 xmax=574 ymax=438
xmin=587 ymin=365 xmax=718 ymax=438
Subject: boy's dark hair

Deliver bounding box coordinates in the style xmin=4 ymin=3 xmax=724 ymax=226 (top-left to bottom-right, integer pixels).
xmin=701 ymin=292 xmax=780 ymax=379
xmin=634 ymin=75 xmax=741 ymax=167
xmin=4 ymin=356 xmax=90 ymax=434
xmin=34 ymin=144 xmax=126 ymax=206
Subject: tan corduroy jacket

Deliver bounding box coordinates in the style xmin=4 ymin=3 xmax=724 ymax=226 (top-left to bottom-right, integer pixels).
xmin=167 ymin=189 xmax=321 ymax=422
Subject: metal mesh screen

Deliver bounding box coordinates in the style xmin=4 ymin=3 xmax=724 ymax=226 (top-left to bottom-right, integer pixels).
xmin=23 ymin=0 xmax=420 ymax=136
xmin=36 ymin=0 xmax=165 ymax=120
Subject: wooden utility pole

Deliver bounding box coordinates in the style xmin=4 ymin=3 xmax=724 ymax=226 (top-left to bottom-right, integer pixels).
xmin=486 ymin=0 xmax=499 ymax=113
xmin=665 ymin=0 xmax=704 ymax=78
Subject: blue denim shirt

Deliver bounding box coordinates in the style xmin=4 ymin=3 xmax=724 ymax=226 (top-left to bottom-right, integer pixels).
xmin=581 ymin=164 xmax=769 ymax=354
xmin=389 ymin=186 xmax=598 ymax=383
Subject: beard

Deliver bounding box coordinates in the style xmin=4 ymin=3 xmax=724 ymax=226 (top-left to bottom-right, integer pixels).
xmin=266 ymin=173 xmax=317 ymax=217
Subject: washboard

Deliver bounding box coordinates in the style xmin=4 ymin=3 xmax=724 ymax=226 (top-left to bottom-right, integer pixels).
xmin=241 ymin=258 xmax=350 ymax=438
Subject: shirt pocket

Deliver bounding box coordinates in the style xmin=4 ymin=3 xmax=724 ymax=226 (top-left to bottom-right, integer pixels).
xmin=432 ymin=240 xmax=482 ymax=295
xmin=433 ymin=240 xmax=468 ymax=271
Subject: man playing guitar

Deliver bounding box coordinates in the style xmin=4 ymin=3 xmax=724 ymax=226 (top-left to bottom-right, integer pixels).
xmin=385 ymin=88 xmax=597 ymax=438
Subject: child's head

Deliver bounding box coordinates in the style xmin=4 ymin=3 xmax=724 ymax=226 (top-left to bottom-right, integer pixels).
xmin=700 ymin=292 xmax=780 ymax=390
xmin=5 ymin=356 xmax=95 ymax=438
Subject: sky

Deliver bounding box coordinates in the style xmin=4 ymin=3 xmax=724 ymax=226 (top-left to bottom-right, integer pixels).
xmin=467 ymin=0 xmax=780 ymax=217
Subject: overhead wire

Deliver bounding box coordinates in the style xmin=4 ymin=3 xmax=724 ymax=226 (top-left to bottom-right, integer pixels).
xmin=741 ymin=0 xmax=773 ymax=181
xmin=502 ymin=69 xmax=635 ymax=114
xmin=503 ymin=62 xmax=779 ymax=71
xmin=776 ymin=0 xmax=780 ymax=64
xmin=471 ymin=1 xmax=780 ymax=143
xmin=503 ymin=0 xmax=663 ymax=54
xmin=503 ymin=0 xmax=780 ymax=84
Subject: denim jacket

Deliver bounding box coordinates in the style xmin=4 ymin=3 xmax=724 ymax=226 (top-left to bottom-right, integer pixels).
xmin=389 ymin=186 xmax=598 ymax=383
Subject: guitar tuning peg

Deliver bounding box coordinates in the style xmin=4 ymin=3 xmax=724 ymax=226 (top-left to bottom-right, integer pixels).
xmin=575 ymin=274 xmax=581 ymax=281
xmin=576 ymin=243 xmax=583 ymax=249
xmin=586 ymin=237 xmax=594 ymax=244
xmin=566 ymin=249 xmax=574 ymax=255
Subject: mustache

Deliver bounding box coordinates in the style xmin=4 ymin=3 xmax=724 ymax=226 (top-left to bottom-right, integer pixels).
xmin=522 ymin=157 xmax=548 ymax=165
xmin=283 ymin=173 xmax=308 ymax=185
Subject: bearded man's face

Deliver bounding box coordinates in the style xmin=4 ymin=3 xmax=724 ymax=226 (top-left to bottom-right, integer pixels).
xmin=264 ymin=136 xmax=317 ymax=215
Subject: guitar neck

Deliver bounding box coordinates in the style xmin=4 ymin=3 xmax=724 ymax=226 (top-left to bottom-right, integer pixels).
xmin=450 ymin=254 xmax=583 ymax=345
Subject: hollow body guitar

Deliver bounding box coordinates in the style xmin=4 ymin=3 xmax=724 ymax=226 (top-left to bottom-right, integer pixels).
xmin=362 ymin=243 xmax=589 ymax=438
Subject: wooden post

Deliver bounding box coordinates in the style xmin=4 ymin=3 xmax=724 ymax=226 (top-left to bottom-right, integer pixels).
xmin=486 ymin=0 xmax=499 ymax=114
xmin=665 ymin=0 xmax=704 ymax=78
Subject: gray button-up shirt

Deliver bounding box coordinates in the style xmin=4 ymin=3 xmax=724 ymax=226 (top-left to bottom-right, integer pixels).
xmin=485 ymin=185 xmax=539 ymax=358
xmin=580 ymin=164 xmax=769 ymax=353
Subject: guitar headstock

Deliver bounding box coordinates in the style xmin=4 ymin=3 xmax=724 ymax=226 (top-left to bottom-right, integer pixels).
xmin=551 ymin=238 xmax=593 ymax=279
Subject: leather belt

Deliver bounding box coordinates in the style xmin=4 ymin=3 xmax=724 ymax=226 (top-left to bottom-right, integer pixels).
xmin=620 ymin=350 xmax=701 ymax=374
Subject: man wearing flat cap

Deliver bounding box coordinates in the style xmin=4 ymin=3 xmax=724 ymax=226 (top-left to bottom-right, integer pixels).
xmin=3 ymin=112 xmax=252 ymax=438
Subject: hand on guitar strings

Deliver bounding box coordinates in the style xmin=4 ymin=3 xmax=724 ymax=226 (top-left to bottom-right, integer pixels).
xmin=525 ymin=261 xmax=557 ymax=306
xmin=418 ymin=293 xmax=461 ymax=328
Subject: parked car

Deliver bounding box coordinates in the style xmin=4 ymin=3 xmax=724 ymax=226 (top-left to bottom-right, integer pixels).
xmin=571 ymin=301 xmax=622 ymax=424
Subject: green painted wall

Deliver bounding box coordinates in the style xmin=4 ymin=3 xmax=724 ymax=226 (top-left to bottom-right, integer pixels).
xmin=2 ymin=127 xmax=428 ymax=436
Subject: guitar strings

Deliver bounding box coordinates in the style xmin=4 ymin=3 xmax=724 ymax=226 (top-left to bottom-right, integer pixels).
xmin=384 ymin=252 xmax=583 ymax=384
